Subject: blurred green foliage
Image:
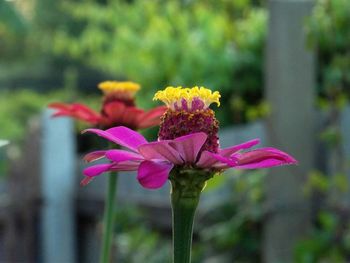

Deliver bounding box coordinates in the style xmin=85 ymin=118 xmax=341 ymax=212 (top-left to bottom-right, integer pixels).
xmin=296 ymin=171 xmax=350 ymax=263
xmin=0 ymin=89 xmax=66 ymax=143
xmin=293 ymin=2 xmax=350 ymax=260
xmin=295 ymin=211 xmax=350 ymax=263
xmin=0 ymin=1 xmax=27 ymax=33
xmin=292 ymin=2 xmax=350 ymax=260
xmin=196 ymin=171 xmax=266 ymax=262
xmin=114 ymin=206 xmax=171 ymax=263
xmin=0 ymin=89 xmax=100 ymax=144
xmin=0 ymin=1 xmax=27 ymax=60
xmin=307 ymin=0 xmax=350 ymax=102
xmin=51 ymin=0 xmax=267 ymax=125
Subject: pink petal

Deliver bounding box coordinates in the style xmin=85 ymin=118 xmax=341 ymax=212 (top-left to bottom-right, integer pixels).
xmin=100 ymin=102 xmax=127 ymax=127
xmin=102 ymin=101 xmax=126 ymax=121
xmin=138 ymin=106 xmax=167 ymax=121
xmin=138 ymin=141 xmax=183 ymax=164
xmin=234 ymin=147 xmax=297 ymax=169
xmin=80 ymin=160 xmax=140 ymax=186
xmin=83 ymin=163 xmax=114 ymax=177
xmin=169 ymin=132 xmax=208 ymax=163
xmin=198 ymin=151 xmax=237 ymax=169
xmin=83 ymin=161 xmax=140 ymax=177
xmin=198 ymin=147 xmax=297 ymax=170
xmin=120 ymin=107 xmax=144 ymax=128
xmin=83 ymin=126 xmax=148 ymax=152
xmin=219 ymin=139 xmax=260 ymax=157
xmin=137 ymin=160 xmax=173 ymax=189
xmin=80 ymin=176 xmax=94 ymax=186
xmin=48 ymin=102 xmax=101 ymax=124
xmin=197 ymin=139 xmax=261 ymax=168
xmin=83 ymin=151 xmax=107 ymax=163
xmin=110 ymin=161 xmax=140 ymax=171
xmin=137 ymin=106 xmax=167 ymax=129
xmin=196 ymin=150 xmax=223 ymax=168
xmin=105 ymin=149 xmax=143 ymax=163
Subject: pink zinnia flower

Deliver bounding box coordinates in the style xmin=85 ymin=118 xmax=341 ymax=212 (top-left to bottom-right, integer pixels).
xmin=82 ymin=86 xmax=297 ymax=187
xmin=48 ymin=81 xmax=166 ymax=130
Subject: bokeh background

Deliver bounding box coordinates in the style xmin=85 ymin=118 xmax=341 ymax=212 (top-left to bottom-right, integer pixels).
xmin=1 ymin=0 xmax=350 ymax=262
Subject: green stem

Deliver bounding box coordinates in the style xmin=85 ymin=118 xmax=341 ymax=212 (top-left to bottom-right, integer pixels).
xmin=100 ymin=171 xmax=118 ymax=263
xmin=170 ymin=169 xmax=213 ymax=263
xmin=171 ymin=187 xmax=200 ymax=263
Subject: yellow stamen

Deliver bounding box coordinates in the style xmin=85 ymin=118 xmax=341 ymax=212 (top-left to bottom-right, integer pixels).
xmin=153 ymin=86 xmax=221 ymax=109
xmin=98 ymin=81 xmax=140 ymax=95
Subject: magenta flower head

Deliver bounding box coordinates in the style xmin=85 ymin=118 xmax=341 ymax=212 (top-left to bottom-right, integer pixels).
xmin=82 ymin=86 xmax=297 ymax=187
xmin=48 ymin=81 xmax=166 ymax=130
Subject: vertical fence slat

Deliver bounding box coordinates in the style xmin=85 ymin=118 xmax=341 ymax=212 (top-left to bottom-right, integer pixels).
xmin=41 ymin=109 xmax=76 ymax=263
xmin=264 ymin=0 xmax=315 ymax=262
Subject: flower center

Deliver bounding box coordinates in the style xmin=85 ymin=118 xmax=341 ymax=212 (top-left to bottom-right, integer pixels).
xmin=153 ymin=86 xmax=220 ymax=111
xmin=155 ymin=86 xmax=220 ymax=154
xmin=98 ymin=81 xmax=142 ymax=129
xmin=98 ymin=81 xmax=140 ymax=104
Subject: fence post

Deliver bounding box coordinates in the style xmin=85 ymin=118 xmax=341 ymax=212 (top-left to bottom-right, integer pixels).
xmin=41 ymin=109 xmax=77 ymax=263
xmin=264 ymin=0 xmax=315 ymax=262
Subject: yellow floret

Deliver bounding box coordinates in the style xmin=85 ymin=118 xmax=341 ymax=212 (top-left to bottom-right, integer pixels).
xmin=153 ymin=86 xmax=221 ymax=109
xmin=98 ymin=81 xmax=140 ymax=94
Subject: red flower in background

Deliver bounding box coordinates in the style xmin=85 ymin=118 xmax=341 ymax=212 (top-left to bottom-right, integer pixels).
xmin=48 ymin=81 xmax=166 ymax=130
